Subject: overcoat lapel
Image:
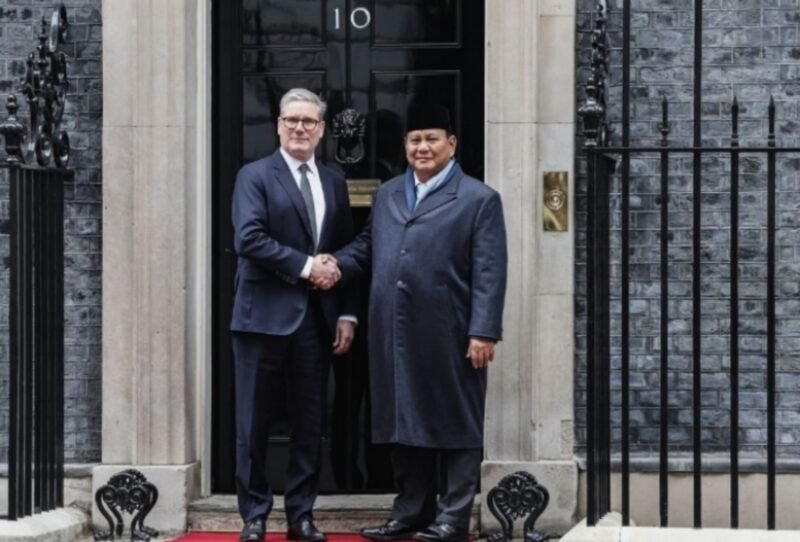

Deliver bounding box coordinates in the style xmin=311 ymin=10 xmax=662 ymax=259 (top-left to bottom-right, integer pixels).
xmin=390 ymin=187 xmax=412 ymax=222
xmin=411 ymin=167 xmax=462 ymax=220
xmin=272 ymin=152 xmax=315 ymax=242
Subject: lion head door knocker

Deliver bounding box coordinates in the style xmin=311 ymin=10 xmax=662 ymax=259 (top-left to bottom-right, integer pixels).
xmin=20 ymin=5 xmax=70 ymax=168
xmin=486 ymin=471 xmax=550 ymax=542
xmin=332 ymin=108 xmax=367 ymax=169
xmin=94 ymin=469 xmax=160 ymax=542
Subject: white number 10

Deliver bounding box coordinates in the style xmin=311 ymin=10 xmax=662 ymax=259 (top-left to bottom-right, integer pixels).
xmin=334 ymin=7 xmax=372 ymax=30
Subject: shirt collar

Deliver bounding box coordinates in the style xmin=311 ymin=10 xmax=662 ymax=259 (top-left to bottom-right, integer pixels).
xmin=414 ymin=159 xmax=455 ymax=190
xmin=280 ymin=147 xmax=317 ymax=176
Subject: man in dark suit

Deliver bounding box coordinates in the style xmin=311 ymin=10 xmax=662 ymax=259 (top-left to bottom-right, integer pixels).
xmin=323 ymin=104 xmax=508 ymax=542
xmin=230 ymin=88 xmax=357 ymax=542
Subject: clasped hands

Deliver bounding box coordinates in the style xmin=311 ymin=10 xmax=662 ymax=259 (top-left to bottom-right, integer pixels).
xmin=309 ymin=253 xmax=341 ymax=290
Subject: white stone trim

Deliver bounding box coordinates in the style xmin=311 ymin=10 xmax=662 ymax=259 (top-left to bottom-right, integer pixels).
xmin=99 ymin=0 xmax=208 ymax=532
xmin=92 ymin=464 xmax=200 ymax=537
xmin=191 ymin=0 xmax=214 ymax=499
xmin=0 ymin=508 xmax=89 ymax=542
xmin=561 ymin=513 xmax=800 ymax=542
xmin=483 ymin=0 xmax=579 ymax=534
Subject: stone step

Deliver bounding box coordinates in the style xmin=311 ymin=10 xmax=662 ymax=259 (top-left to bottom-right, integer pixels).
xmin=188 ymin=495 xmax=480 ymax=534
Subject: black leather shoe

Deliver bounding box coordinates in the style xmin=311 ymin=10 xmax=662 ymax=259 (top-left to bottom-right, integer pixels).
xmin=240 ymin=518 xmax=266 ymax=542
xmin=361 ymin=519 xmax=417 ymax=541
xmin=287 ymin=516 xmax=327 ymax=542
xmin=413 ymin=523 xmax=469 ymax=542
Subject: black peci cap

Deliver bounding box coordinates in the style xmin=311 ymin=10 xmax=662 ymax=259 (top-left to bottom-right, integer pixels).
xmin=406 ymin=102 xmax=452 ymax=133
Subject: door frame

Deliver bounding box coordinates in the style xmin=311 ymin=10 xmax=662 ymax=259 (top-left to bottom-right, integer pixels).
xmin=210 ymin=0 xmax=242 ymax=494
xmin=204 ymin=0 xmax=491 ymax=496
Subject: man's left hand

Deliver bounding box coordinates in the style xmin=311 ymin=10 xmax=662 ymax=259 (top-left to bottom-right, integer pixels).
xmin=333 ymin=320 xmax=355 ymax=355
xmin=466 ymin=337 xmax=495 ymax=369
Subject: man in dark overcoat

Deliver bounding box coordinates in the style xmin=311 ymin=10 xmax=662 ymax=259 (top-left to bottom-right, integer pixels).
xmin=230 ymin=88 xmax=357 ymax=542
xmin=330 ymin=104 xmax=508 ymax=542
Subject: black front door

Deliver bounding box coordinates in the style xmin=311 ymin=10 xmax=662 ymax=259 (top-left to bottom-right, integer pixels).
xmin=212 ymin=0 xmax=485 ymax=494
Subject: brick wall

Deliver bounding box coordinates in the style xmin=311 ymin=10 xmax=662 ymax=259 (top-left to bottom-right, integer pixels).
xmin=576 ymin=0 xmax=800 ymax=460
xmin=0 ymin=1 xmax=101 ymax=464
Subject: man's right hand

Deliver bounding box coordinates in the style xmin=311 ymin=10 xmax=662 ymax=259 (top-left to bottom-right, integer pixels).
xmin=309 ymin=254 xmax=341 ymax=290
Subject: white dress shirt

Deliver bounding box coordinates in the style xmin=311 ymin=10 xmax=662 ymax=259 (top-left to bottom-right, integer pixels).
xmin=280 ymin=148 xmax=326 ymax=241
xmin=280 ymin=149 xmax=356 ymax=325
xmin=279 ymin=149 xmax=326 ymax=281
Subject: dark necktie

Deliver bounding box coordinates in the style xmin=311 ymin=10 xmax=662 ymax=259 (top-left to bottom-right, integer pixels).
xmin=298 ymin=163 xmax=318 ymax=248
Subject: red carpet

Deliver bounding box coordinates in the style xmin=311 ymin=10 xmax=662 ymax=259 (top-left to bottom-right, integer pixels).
xmin=173 ymin=534 xmax=367 ymax=542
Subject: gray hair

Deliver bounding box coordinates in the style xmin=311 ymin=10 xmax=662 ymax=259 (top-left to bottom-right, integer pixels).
xmin=280 ymin=88 xmax=327 ymax=119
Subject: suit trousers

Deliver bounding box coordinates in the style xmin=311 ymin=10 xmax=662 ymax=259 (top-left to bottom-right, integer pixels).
xmin=232 ymin=296 xmax=330 ymax=524
xmin=389 ymin=445 xmax=482 ymax=529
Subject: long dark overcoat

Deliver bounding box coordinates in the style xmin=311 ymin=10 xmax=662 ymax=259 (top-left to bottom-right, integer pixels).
xmin=336 ymin=164 xmax=507 ymax=449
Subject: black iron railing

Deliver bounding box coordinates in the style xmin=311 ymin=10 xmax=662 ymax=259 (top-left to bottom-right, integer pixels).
xmin=6 ymin=164 xmax=70 ymax=520
xmin=1 ymin=4 xmax=71 ymax=521
xmin=580 ymin=0 xmax=793 ymax=531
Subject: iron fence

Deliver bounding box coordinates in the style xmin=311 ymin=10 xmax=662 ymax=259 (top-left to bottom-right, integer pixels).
xmin=580 ymin=0 xmax=800 ymax=530
xmin=0 ymin=4 xmax=71 ymax=521
xmin=4 ymin=163 xmax=69 ymax=520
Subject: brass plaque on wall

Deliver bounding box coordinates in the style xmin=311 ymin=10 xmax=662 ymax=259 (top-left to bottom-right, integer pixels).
xmin=543 ymin=171 xmax=568 ymax=232
xmin=347 ymin=179 xmax=381 ymax=207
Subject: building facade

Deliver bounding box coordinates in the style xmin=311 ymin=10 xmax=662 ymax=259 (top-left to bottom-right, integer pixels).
xmin=6 ymin=0 xmax=800 ymax=540
xmin=94 ymin=0 xmax=578 ymax=535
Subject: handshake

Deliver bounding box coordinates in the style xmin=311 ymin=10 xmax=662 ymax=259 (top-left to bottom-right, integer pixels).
xmin=309 ymin=253 xmax=341 ymax=290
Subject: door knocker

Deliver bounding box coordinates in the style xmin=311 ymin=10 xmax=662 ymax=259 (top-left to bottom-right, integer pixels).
xmin=332 ymin=108 xmax=366 ymax=166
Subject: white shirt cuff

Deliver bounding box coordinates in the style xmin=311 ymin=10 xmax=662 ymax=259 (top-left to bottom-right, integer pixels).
xmin=300 ymin=256 xmax=314 ymax=280
xmin=338 ymin=315 xmax=358 ymax=326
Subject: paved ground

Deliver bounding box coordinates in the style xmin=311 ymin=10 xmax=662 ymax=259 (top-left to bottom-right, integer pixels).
xmin=560 ymin=514 xmax=800 ymax=542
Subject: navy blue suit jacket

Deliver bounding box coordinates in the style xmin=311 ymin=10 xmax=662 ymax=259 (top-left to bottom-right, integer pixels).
xmin=230 ymin=149 xmax=356 ymax=336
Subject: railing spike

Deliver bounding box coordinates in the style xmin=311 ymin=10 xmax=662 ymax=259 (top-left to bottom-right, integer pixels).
xmin=0 ymin=94 xmax=26 ymax=164
xmin=768 ymin=96 xmax=776 ymax=147
xmin=18 ymin=6 xmax=70 ymax=167
xmin=578 ymin=0 xmax=610 ymax=149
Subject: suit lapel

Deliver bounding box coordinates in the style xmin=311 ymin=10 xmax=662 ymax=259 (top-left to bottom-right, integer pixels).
xmin=317 ymin=167 xmax=335 ymax=249
xmin=272 ymin=151 xmax=315 ymax=242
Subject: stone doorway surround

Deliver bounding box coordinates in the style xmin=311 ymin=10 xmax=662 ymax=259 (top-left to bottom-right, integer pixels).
xmin=99 ymin=0 xmax=579 ymax=536
xmin=481 ymin=0 xmax=578 ymax=536
xmin=99 ymin=0 xmax=210 ymax=534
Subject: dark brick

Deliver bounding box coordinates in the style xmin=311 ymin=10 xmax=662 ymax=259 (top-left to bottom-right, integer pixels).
xmin=576 ymin=0 xmax=800 ymax=457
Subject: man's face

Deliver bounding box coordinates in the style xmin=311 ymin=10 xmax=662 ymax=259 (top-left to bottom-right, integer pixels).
xmin=277 ymin=101 xmax=325 ymax=162
xmin=404 ymin=129 xmax=457 ymax=181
